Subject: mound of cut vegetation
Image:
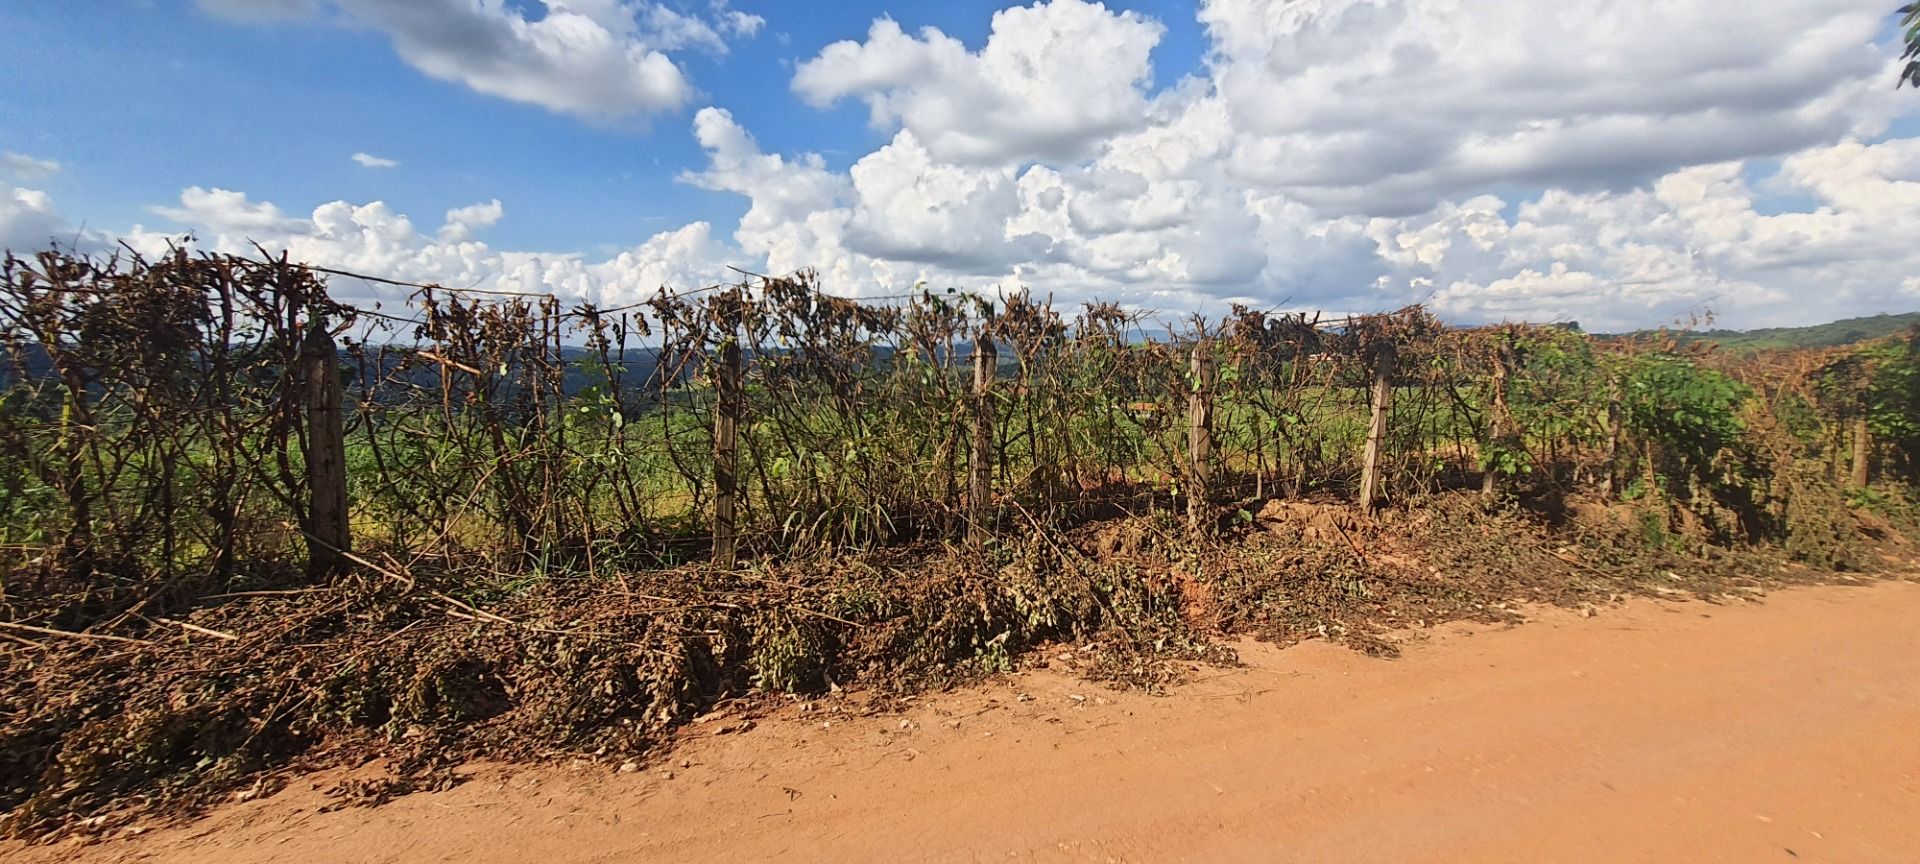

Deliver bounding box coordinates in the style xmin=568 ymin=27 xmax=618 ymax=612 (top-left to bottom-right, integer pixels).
xmin=5 ymin=489 xmax=1912 ymax=842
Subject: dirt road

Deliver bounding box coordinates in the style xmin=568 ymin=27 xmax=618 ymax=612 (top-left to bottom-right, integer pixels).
xmin=12 ymin=579 xmax=1920 ymax=863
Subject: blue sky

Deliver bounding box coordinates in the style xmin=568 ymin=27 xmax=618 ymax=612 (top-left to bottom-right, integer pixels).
xmin=0 ymin=1 xmax=1210 ymax=252
xmin=1 ymin=1 xmax=1916 ymax=330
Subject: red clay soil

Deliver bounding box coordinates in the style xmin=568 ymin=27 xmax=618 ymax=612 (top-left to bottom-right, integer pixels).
xmin=9 ymin=579 xmax=1919 ymax=864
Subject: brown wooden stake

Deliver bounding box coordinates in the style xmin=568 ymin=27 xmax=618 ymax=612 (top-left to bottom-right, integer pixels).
xmin=1851 ymin=414 xmax=1871 ymax=488
xmin=302 ymin=321 xmax=350 ymax=579
xmin=1188 ymin=338 xmax=1214 ymax=534
xmin=1603 ymin=381 xmax=1623 ymax=498
xmin=969 ymin=337 xmax=997 ymax=552
xmin=712 ymin=336 xmax=742 ymax=569
xmin=1828 ymin=423 xmax=1843 ymax=482
xmin=1359 ymin=342 xmax=1395 ymax=512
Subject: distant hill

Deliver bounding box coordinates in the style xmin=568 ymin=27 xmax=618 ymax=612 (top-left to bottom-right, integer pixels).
xmin=1611 ymin=312 xmax=1920 ymax=352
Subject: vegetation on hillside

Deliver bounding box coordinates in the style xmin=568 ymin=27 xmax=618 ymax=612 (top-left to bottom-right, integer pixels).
xmin=1610 ymin=313 xmax=1920 ymax=353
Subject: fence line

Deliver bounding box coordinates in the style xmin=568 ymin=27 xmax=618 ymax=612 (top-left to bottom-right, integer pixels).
xmin=2 ymin=248 xmax=1906 ymax=585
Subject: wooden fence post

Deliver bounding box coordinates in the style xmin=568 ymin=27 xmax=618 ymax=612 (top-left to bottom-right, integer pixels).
xmin=1188 ymin=338 xmax=1214 ymax=534
xmin=302 ymin=321 xmax=350 ymax=579
xmin=1603 ymin=380 xmax=1623 ymax=498
xmin=969 ymin=337 xmax=997 ymax=552
xmin=1851 ymin=414 xmax=1871 ymax=488
xmin=1358 ymin=341 xmax=1395 ymax=512
xmin=712 ymin=335 xmax=742 ymax=568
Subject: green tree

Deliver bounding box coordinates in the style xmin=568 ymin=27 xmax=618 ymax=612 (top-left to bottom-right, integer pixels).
xmin=1900 ymin=4 xmax=1920 ymax=88
xmin=1619 ymin=353 xmax=1749 ymax=494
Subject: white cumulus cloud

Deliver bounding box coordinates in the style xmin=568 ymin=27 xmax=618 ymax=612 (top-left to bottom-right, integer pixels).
xmin=331 ymin=0 xmax=692 ymax=118
xmin=135 ymin=187 xmax=734 ymax=309
xmin=202 ymin=0 xmax=766 ymax=120
xmin=1 ymin=187 xmax=79 ymax=255
xmin=439 ymin=198 xmax=504 ymax=242
xmin=351 ymin=152 xmax=400 ymax=169
xmin=793 ymin=0 xmax=1166 ymax=165
xmin=2 ymin=152 xmax=62 ymax=180
xmin=55 ymin=0 xmax=1920 ymax=329
xmin=1199 ymin=0 xmax=1893 ymax=216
